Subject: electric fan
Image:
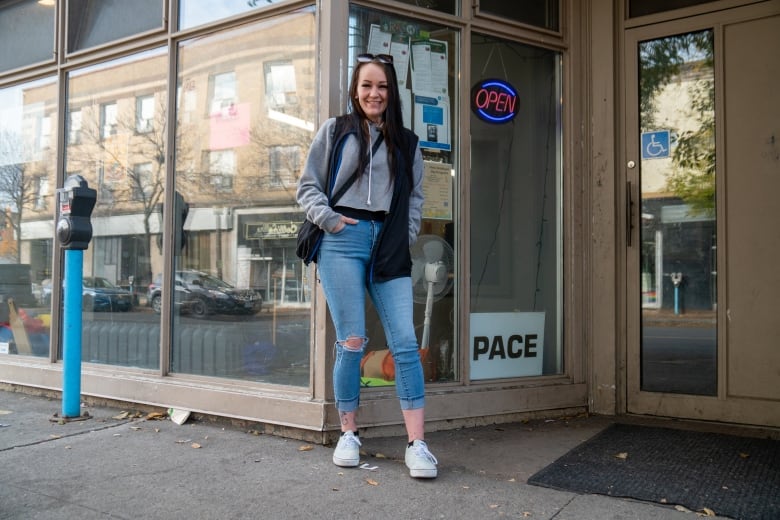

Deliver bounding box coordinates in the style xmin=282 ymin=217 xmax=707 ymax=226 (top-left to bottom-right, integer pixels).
xmin=410 ymin=234 xmax=454 ymax=350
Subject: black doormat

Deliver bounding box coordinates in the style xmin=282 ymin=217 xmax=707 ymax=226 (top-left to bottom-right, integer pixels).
xmin=527 ymin=423 xmax=780 ymax=520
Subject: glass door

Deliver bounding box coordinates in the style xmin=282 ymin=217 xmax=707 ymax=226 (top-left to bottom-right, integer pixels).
xmin=638 ymin=29 xmax=717 ymax=396
xmin=625 ymin=22 xmax=719 ymax=416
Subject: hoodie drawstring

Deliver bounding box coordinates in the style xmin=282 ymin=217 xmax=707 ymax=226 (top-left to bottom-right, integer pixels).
xmin=366 ymin=140 xmax=373 ymax=206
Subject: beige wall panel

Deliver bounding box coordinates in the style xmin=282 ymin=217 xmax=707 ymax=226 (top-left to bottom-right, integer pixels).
xmin=724 ymin=15 xmax=780 ymax=400
xmin=588 ymin=0 xmax=619 ymax=415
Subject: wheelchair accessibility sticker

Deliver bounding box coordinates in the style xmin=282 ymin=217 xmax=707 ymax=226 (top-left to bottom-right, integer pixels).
xmin=641 ymin=130 xmax=670 ymax=159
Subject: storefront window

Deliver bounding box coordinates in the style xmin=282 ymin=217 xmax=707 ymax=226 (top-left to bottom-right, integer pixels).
xmin=629 ymin=0 xmax=715 ymax=18
xmin=0 ymin=77 xmax=57 ymax=358
xmin=393 ymin=0 xmax=457 ymax=15
xmin=64 ymin=48 xmax=168 ymax=368
xmin=179 ymin=0 xmax=295 ymax=30
xmin=67 ymin=0 xmax=165 ymax=53
xmin=0 ymin=0 xmax=55 ymax=73
xmin=477 ymin=0 xmax=559 ymax=31
xmin=469 ymin=33 xmax=562 ymax=379
xmin=173 ymin=9 xmax=316 ymax=385
xmin=348 ymin=5 xmax=459 ymax=385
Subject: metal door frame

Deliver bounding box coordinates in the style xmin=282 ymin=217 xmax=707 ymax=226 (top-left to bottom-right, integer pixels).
xmin=621 ymin=1 xmax=780 ymax=426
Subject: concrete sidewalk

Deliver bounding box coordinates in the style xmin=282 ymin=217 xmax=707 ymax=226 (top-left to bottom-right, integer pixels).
xmin=0 ymin=389 xmax=727 ymax=520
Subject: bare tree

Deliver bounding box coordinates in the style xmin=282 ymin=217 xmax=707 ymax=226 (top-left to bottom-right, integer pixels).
xmin=0 ymin=130 xmax=40 ymax=264
xmin=66 ymin=97 xmax=179 ymax=283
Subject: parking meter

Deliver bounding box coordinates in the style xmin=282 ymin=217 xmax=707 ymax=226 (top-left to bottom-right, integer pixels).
xmin=671 ymin=272 xmax=683 ymax=315
xmin=56 ymin=174 xmax=96 ymax=419
xmin=156 ymin=191 xmax=190 ymax=253
xmin=56 ymin=175 xmax=96 ymax=250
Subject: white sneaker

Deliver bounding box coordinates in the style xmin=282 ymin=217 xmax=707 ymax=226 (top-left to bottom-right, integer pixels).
xmin=405 ymin=439 xmax=438 ymax=478
xmin=332 ymin=431 xmax=361 ymax=467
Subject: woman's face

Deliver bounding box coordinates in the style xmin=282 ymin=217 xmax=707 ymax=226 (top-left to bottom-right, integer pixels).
xmin=356 ymin=63 xmax=388 ymax=124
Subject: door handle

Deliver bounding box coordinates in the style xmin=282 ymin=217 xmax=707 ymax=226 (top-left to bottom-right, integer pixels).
xmin=626 ymin=181 xmax=635 ymax=247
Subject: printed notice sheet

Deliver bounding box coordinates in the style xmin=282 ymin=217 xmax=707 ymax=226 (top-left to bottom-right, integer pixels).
xmin=414 ymin=92 xmax=451 ymax=151
xmin=422 ymin=161 xmax=453 ymax=220
xmin=367 ymin=25 xmax=411 ymax=88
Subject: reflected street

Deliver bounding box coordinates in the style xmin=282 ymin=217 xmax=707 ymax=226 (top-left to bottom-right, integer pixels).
xmin=641 ymin=324 xmax=717 ymax=395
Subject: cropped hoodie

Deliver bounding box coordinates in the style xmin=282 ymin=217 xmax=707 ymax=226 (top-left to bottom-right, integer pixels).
xmin=296 ymin=114 xmax=424 ymax=283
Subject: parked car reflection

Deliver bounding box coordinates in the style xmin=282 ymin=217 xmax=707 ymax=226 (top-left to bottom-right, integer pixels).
xmin=82 ymin=277 xmax=133 ymax=312
xmin=40 ymin=277 xmax=133 ymax=312
xmin=147 ymin=274 xmax=196 ymax=315
xmin=148 ymin=270 xmax=262 ymax=318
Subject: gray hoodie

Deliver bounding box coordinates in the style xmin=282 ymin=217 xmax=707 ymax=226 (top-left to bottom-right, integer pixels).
xmin=296 ymin=117 xmax=424 ymax=246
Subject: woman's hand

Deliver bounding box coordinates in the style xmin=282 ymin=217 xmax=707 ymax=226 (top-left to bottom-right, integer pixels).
xmin=332 ymin=215 xmax=359 ymax=233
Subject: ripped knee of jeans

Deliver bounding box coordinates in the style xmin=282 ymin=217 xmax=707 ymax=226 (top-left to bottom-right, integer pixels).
xmin=338 ymin=335 xmax=368 ymax=352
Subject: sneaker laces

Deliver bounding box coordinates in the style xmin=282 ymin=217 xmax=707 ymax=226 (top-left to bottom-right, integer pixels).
xmin=340 ymin=431 xmax=362 ymax=448
xmin=411 ymin=441 xmax=437 ymax=464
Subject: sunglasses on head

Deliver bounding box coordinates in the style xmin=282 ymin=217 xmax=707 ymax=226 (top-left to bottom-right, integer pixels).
xmin=356 ymin=53 xmax=394 ymax=64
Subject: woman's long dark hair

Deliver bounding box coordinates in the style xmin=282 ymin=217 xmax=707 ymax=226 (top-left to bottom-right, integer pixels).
xmin=348 ymin=59 xmax=405 ymax=182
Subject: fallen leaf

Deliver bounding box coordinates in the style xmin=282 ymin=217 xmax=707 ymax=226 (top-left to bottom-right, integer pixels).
xmin=700 ymin=508 xmax=716 ymax=516
xmin=489 ymin=504 xmax=499 ymax=509
xmin=366 ymin=478 xmax=379 ymax=486
xmin=130 ymin=426 xmax=142 ymax=431
xmin=49 ymin=434 xmax=61 ymax=439
xmin=522 ymin=513 xmax=531 ymax=518
xmin=675 ymin=505 xmax=692 ymax=513
xmin=248 ymin=429 xmax=262 ymax=436
xmin=112 ymin=411 xmax=129 ymax=420
xmin=462 ymin=486 xmax=470 ymax=489
xmin=739 ymin=452 xmax=750 ymax=459
xmin=614 ymin=452 xmax=628 ymax=460
xmin=145 ymin=412 xmax=167 ymax=421
xmin=375 ymin=452 xmax=387 ymax=459
xmin=508 ymin=478 xmax=516 ymax=482
xmin=175 ymin=439 xmax=192 ymax=444
xmin=191 ymin=443 xmax=201 ymax=449
xmin=298 ymin=445 xmax=313 ymax=451
xmin=660 ymin=498 xmax=667 ymax=503
xmin=332 ymin=487 xmax=340 ymax=491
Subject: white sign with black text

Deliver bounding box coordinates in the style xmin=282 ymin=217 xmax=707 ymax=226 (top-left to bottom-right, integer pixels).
xmin=469 ymin=312 xmax=545 ymax=380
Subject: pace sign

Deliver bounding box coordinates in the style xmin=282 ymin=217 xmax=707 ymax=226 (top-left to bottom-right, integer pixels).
xmin=471 ymin=79 xmax=519 ymax=124
xmin=470 ymin=312 xmax=545 ymax=379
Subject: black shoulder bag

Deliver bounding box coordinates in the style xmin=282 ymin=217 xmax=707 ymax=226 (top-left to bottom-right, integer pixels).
xmin=296 ymin=133 xmax=384 ymax=265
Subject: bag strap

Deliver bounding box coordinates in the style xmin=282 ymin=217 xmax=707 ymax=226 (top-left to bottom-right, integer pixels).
xmin=328 ymin=133 xmax=384 ymax=207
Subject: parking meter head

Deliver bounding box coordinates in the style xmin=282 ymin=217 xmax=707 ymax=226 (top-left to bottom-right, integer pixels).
xmin=57 ymin=174 xmax=97 ymax=250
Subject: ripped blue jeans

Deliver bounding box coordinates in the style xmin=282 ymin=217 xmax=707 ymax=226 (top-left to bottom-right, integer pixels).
xmin=317 ymin=219 xmax=424 ymax=413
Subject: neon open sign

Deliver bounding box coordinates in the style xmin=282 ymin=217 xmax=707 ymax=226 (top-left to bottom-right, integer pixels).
xmin=471 ymin=79 xmax=519 ymax=124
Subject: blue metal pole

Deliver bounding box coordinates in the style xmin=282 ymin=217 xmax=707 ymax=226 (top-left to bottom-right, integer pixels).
xmin=674 ymin=285 xmax=680 ymax=316
xmin=62 ymin=249 xmax=83 ymax=418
